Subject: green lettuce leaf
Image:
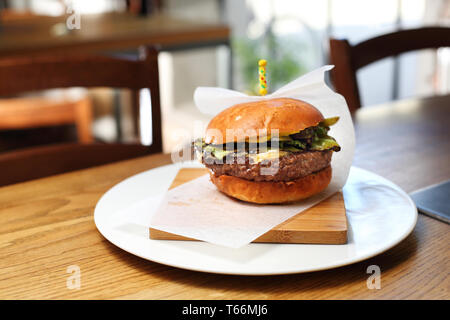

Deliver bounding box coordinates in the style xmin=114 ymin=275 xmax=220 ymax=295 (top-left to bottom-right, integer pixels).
xmin=203 ymin=145 xmax=232 ymax=160
xmin=195 ymin=115 xmax=341 ymax=161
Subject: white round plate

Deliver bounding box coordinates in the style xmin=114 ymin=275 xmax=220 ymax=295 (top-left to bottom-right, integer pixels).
xmin=94 ymin=163 xmax=417 ymax=275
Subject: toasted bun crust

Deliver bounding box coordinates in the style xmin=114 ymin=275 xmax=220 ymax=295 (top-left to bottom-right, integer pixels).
xmin=205 ymin=98 xmax=324 ymax=144
xmin=209 ymin=166 xmax=332 ymax=204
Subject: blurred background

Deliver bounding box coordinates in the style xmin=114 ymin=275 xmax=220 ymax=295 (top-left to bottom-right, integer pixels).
xmin=0 ymin=0 xmax=449 ymax=155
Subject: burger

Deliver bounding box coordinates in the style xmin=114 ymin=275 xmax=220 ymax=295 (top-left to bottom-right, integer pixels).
xmin=194 ymin=98 xmax=340 ymax=204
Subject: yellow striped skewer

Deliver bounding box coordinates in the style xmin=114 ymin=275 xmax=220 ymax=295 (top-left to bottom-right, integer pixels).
xmin=258 ymin=59 xmax=267 ymax=96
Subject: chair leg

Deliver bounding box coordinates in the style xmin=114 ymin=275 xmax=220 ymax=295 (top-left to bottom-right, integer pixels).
xmin=75 ymin=97 xmax=94 ymax=143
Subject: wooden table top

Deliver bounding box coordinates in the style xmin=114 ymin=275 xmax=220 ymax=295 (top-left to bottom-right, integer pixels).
xmin=0 ymin=95 xmax=449 ymax=299
xmin=0 ymin=12 xmax=230 ymax=58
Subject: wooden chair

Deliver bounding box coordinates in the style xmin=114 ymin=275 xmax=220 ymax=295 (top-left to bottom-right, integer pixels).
xmin=0 ymin=9 xmax=94 ymax=144
xmin=0 ymin=46 xmax=162 ymax=187
xmin=329 ymin=26 xmax=450 ymax=113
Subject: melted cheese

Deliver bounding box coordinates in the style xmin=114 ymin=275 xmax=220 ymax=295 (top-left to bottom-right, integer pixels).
xmin=253 ymin=135 xmax=292 ymax=143
xmin=248 ymin=149 xmax=288 ymax=163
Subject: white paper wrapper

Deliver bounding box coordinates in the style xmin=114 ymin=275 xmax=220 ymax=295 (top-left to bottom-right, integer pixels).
xmin=149 ymin=65 xmax=355 ymax=248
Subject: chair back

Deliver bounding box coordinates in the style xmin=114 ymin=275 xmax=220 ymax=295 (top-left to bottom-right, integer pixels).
xmin=329 ymin=27 xmax=450 ymax=113
xmin=0 ymin=46 xmax=162 ymax=152
xmin=0 ymin=47 xmax=163 ymax=186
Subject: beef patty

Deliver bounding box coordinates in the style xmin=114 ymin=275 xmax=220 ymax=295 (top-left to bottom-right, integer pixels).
xmin=204 ymin=150 xmax=333 ymax=182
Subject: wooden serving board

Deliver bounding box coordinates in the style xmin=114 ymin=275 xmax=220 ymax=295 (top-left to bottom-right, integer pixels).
xmin=149 ymin=168 xmax=347 ymax=244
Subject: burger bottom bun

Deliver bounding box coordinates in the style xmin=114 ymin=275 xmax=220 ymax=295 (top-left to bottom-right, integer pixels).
xmin=209 ymin=166 xmax=332 ymax=204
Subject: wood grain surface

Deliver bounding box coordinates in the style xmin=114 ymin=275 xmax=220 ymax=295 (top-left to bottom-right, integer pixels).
xmin=150 ymin=168 xmax=347 ymax=244
xmin=0 ymin=95 xmax=449 ymax=299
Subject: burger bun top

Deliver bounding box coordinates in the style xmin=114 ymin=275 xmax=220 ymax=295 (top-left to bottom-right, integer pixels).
xmin=205 ymin=98 xmax=324 ymax=144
